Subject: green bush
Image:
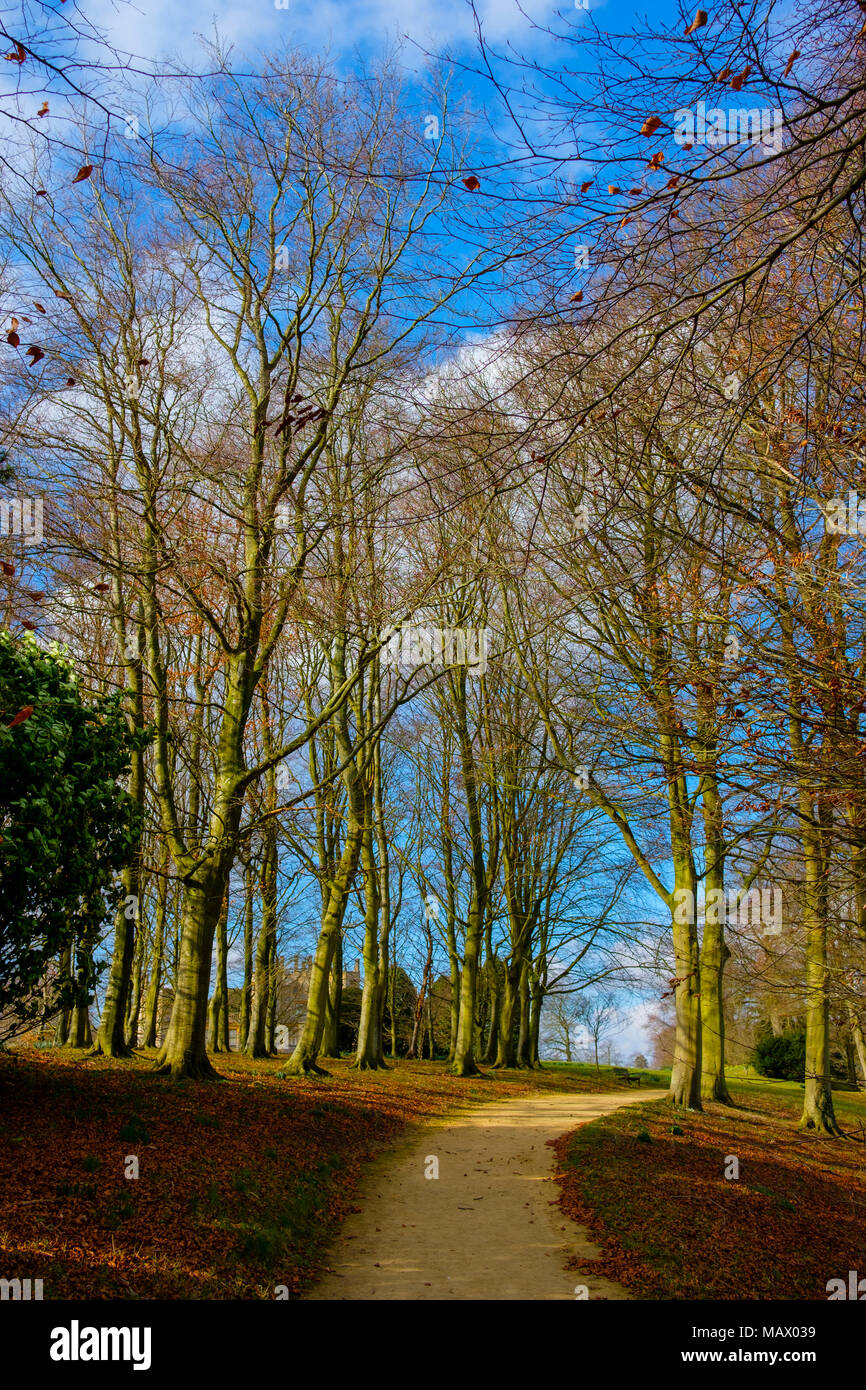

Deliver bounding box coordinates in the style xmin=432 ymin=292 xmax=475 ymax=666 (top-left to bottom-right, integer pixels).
xmin=751 ymin=1028 xmax=806 ymax=1081
xmin=0 ymin=629 xmax=141 ymax=1028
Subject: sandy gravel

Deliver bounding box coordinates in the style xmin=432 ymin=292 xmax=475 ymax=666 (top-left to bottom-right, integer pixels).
xmin=305 ymin=1087 xmax=666 ymax=1301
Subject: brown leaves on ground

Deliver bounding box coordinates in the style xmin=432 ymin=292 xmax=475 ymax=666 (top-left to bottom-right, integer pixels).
xmin=0 ymin=1051 xmax=610 ymax=1300
xmin=552 ymin=1083 xmax=866 ymax=1299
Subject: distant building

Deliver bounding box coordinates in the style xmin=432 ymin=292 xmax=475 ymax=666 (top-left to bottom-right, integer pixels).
xmin=285 ymin=954 xmax=362 ymax=991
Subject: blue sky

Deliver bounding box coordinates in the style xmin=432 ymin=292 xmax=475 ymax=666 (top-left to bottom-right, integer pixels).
xmin=79 ymin=0 xmax=685 ymax=96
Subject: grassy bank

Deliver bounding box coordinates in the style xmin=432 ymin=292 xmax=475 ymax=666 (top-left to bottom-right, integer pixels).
xmin=0 ymin=1048 xmax=620 ymax=1300
xmin=553 ymin=1077 xmax=866 ymax=1299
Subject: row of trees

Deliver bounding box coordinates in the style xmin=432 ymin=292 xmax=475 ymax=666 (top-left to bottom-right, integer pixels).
xmin=2 ymin=0 xmax=865 ymax=1133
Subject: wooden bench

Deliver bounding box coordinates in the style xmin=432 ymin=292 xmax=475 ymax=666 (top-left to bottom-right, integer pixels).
xmin=612 ymin=1066 xmax=641 ymax=1087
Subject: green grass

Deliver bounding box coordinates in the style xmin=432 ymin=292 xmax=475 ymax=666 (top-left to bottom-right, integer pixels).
xmin=544 ymin=1060 xmax=671 ymax=1088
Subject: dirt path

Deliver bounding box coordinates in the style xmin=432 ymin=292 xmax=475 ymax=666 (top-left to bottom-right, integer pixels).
xmin=305 ymin=1087 xmax=666 ymax=1301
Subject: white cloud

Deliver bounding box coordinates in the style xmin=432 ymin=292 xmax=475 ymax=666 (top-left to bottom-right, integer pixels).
xmin=86 ymin=0 xmax=560 ymax=69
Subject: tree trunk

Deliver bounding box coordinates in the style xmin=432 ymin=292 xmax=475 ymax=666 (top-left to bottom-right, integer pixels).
xmin=700 ymin=900 xmax=732 ymax=1102
xmin=389 ymin=961 xmax=397 ymax=1058
xmin=426 ymin=989 xmax=434 ymax=1060
xmin=245 ymin=833 xmax=277 ymax=1059
xmin=69 ymin=1002 xmax=92 ymax=1048
xmin=125 ymin=924 xmax=144 ymax=1050
xmin=846 ymin=1002 xmax=866 ymax=1084
xmin=283 ymin=831 xmax=361 ymax=1074
xmin=320 ymin=929 xmax=342 ymax=1057
xmin=515 ymin=960 xmax=531 ymax=1068
xmin=354 ymin=812 xmax=386 ymax=1069
xmin=494 ymin=964 xmax=518 ymax=1068
xmin=528 ymin=977 xmax=543 ymax=1068
xmin=266 ymin=933 xmax=277 ymax=1055
xmin=239 ymin=857 xmax=255 ymax=1051
xmin=800 ymin=874 xmax=840 ymax=1133
xmin=408 ymin=929 xmax=433 ymax=1059
xmin=698 ymin=766 xmax=733 ymax=1104
xmin=449 ymin=671 xmax=490 ymax=1078
xmin=142 ymin=851 xmax=170 ymax=1048
xmin=65 ymin=946 xmax=93 ymax=1048
xmin=668 ymin=855 xmax=703 ymax=1109
xmin=207 ymin=890 xmax=230 ymax=1053
xmin=450 ymin=891 xmax=484 ymax=1076
xmin=154 ymin=870 xmax=227 ymax=1079
xmin=93 ymin=879 xmax=139 ymax=1057
xmin=55 ymin=945 xmax=72 ymax=1046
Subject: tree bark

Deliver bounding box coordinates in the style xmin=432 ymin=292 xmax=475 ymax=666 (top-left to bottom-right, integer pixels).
xmin=239 ymin=857 xmax=255 ymax=1052
xmin=245 ymin=831 xmax=277 ymax=1059
xmin=142 ymin=849 xmax=170 ymax=1048
xmin=207 ymin=890 xmax=230 ymax=1053
xmin=154 ymin=869 xmax=228 ymax=1079
xmin=354 ymin=805 xmax=386 ymax=1069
